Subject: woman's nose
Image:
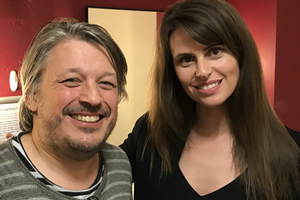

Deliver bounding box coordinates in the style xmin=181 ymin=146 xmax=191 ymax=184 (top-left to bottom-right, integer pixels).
xmin=195 ymin=60 xmax=212 ymax=79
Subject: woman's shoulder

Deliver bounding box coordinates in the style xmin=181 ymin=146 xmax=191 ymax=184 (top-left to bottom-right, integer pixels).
xmin=119 ymin=113 xmax=150 ymax=159
xmin=131 ymin=113 xmax=150 ymax=141
xmin=134 ymin=112 xmax=149 ymax=129
xmin=286 ymin=126 xmax=300 ymax=148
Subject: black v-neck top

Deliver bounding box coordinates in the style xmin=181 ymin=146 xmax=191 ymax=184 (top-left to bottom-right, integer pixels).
xmin=120 ymin=113 xmax=300 ymax=200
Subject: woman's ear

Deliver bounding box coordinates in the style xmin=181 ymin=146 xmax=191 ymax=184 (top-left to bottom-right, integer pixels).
xmin=25 ymin=94 xmax=38 ymax=112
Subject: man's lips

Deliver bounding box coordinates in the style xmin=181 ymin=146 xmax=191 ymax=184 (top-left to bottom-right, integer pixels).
xmin=71 ymin=114 xmax=103 ymax=123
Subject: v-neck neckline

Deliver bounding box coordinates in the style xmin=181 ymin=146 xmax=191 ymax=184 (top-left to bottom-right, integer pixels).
xmin=176 ymin=163 xmax=245 ymax=198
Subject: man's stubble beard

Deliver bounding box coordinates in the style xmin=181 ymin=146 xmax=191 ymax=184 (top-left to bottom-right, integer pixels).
xmin=39 ymin=112 xmax=118 ymax=161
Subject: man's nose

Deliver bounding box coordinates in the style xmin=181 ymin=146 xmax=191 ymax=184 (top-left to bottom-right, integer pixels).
xmin=79 ymin=83 xmax=102 ymax=106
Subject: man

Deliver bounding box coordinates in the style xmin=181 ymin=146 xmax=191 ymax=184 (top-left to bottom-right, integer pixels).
xmin=0 ymin=18 xmax=132 ymax=200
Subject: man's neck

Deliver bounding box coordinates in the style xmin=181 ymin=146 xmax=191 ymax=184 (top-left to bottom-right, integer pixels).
xmin=20 ymin=133 xmax=100 ymax=190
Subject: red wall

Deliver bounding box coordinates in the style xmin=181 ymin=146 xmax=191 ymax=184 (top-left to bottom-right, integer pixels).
xmin=0 ymin=0 xmax=299 ymax=131
xmin=275 ymin=0 xmax=300 ymax=131
xmin=0 ymin=0 xmax=175 ymax=97
xmin=228 ymin=0 xmax=277 ymax=106
xmin=228 ymin=0 xmax=300 ymax=131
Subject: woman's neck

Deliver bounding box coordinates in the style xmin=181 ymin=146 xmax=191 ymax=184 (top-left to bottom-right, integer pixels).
xmin=193 ymin=103 xmax=231 ymax=137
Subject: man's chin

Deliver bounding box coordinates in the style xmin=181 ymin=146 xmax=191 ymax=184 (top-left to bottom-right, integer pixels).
xmin=71 ymin=142 xmax=102 ymax=152
xmin=69 ymin=135 xmax=107 ymax=151
xmin=68 ymin=118 xmax=115 ymax=154
xmin=65 ymin=140 xmax=105 ymax=161
xmin=78 ymin=127 xmax=99 ymax=134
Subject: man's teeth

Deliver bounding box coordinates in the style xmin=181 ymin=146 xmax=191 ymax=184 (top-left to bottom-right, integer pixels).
xmin=200 ymin=81 xmax=220 ymax=90
xmin=72 ymin=115 xmax=100 ymax=122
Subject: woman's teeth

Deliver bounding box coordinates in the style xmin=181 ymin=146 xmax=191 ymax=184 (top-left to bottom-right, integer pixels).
xmin=199 ymin=81 xmax=220 ymax=90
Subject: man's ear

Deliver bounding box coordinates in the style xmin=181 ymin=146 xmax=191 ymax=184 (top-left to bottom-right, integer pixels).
xmin=25 ymin=94 xmax=38 ymax=112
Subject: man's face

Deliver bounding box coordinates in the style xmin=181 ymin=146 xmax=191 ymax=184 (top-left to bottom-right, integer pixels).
xmin=28 ymin=40 xmax=118 ymax=159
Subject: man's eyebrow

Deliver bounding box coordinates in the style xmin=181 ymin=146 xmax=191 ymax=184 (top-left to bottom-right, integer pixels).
xmin=63 ymin=67 xmax=83 ymax=73
xmin=64 ymin=68 xmax=116 ymax=77
xmin=102 ymin=71 xmax=117 ymax=76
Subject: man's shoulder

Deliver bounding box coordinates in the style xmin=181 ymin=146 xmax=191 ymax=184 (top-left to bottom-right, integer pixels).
xmin=101 ymin=142 xmax=130 ymax=160
xmin=0 ymin=139 xmax=14 ymax=156
xmin=100 ymin=142 xmax=132 ymax=179
xmin=0 ymin=139 xmax=20 ymax=175
xmin=102 ymin=142 xmax=125 ymax=152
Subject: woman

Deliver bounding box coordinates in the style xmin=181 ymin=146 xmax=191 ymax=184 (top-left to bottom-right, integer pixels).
xmin=120 ymin=0 xmax=300 ymax=199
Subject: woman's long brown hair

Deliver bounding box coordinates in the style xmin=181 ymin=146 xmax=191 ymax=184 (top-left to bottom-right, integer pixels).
xmin=147 ymin=0 xmax=300 ymax=199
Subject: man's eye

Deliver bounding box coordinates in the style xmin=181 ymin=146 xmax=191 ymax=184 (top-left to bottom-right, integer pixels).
xmin=61 ymin=78 xmax=80 ymax=87
xmin=99 ymin=81 xmax=117 ymax=90
xmin=64 ymin=78 xmax=77 ymax=82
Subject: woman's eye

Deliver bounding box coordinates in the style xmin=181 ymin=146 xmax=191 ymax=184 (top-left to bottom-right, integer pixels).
xmin=209 ymin=47 xmax=223 ymax=57
xmin=178 ymin=55 xmax=195 ymax=67
xmin=182 ymin=56 xmax=192 ymax=63
xmin=99 ymin=81 xmax=117 ymax=90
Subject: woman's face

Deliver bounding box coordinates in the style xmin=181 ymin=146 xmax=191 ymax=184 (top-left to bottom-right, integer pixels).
xmin=170 ymin=28 xmax=239 ymax=108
